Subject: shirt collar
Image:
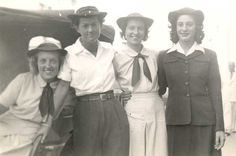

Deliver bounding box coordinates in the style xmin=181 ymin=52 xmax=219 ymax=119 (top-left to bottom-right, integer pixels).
xmin=37 ymin=74 xmax=46 ymax=88
xmin=167 ymin=42 xmax=205 ymax=55
xmin=122 ymin=43 xmax=149 ymax=57
xmin=73 ymin=37 xmax=101 ymax=55
xmin=36 ymin=74 xmax=58 ymax=89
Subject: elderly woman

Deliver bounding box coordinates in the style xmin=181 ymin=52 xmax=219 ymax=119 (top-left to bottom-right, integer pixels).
xmin=54 ymin=6 xmax=129 ymax=156
xmin=114 ymin=13 xmax=167 ymax=156
xmin=158 ymin=8 xmax=225 ymax=156
xmin=0 ymin=36 xmax=70 ymax=156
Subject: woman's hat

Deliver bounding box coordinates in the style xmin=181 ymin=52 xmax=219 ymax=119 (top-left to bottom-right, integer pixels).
xmin=68 ymin=6 xmax=107 ymax=21
xmin=27 ymin=36 xmax=67 ymax=57
xmin=168 ymin=7 xmax=204 ymax=24
xmin=117 ymin=13 xmax=153 ymax=31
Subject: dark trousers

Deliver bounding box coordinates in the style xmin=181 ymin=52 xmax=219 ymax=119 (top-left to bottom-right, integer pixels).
xmin=167 ymin=125 xmax=222 ymax=156
xmin=72 ymin=98 xmax=129 ymax=156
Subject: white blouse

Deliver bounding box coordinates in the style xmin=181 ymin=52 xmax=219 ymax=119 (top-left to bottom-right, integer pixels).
xmin=114 ymin=44 xmax=160 ymax=93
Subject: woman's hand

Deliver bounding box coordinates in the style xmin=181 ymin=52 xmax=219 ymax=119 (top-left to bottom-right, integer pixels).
xmin=120 ymin=89 xmax=132 ymax=105
xmin=214 ymin=131 xmax=225 ymax=150
xmin=34 ymin=123 xmax=51 ymax=143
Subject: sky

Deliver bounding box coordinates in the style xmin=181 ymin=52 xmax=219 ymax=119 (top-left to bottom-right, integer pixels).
xmin=0 ymin=0 xmax=236 ymax=81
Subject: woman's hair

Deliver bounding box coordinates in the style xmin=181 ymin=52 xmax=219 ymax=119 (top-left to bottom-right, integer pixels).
xmin=169 ymin=15 xmax=205 ymax=44
xmin=120 ymin=20 xmax=150 ymax=41
xmin=28 ymin=52 xmax=65 ymax=74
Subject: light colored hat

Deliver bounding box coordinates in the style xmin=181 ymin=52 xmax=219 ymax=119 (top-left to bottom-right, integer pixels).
xmin=27 ymin=36 xmax=67 ymax=56
xmin=68 ymin=6 xmax=107 ymax=22
xmin=168 ymin=7 xmax=204 ymax=24
xmin=117 ymin=13 xmax=153 ymax=31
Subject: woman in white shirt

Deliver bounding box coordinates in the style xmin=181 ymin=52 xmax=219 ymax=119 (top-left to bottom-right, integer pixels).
xmin=55 ymin=6 xmax=129 ymax=156
xmin=114 ymin=13 xmax=167 ymax=156
xmin=0 ymin=36 xmax=69 ymax=156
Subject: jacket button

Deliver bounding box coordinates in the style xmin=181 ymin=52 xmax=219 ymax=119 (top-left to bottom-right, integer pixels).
xmin=184 ymin=70 xmax=188 ymax=74
xmin=185 ymin=82 xmax=189 ymax=85
xmin=186 ymin=93 xmax=190 ymax=97
xmin=185 ymin=60 xmax=188 ymax=64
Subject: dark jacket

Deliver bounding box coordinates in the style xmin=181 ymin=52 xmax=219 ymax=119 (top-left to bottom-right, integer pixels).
xmin=158 ymin=49 xmax=224 ymax=131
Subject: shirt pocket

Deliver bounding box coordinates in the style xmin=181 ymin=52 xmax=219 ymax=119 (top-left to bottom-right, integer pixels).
xmin=190 ymin=57 xmax=210 ymax=79
xmin=163 ymin=57 xmax=182 ymax=78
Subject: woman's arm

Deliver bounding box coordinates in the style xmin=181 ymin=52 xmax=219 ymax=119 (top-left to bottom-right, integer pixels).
xmin=53 ymin=80 xmax=70 ymax=119
xmin=157 ymin=51 xmax=168 ymax=97
xmin=207 ymin=50 xmax=225 ymax=149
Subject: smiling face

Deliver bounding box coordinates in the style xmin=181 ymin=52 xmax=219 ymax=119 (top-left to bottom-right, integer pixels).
xmin=125 ymin=19 xmax=146 ymax=47
xmin=176 ymin=15 xmax=196 ymax=44
xmin=76 ymin=16 xmax=102 ymax=44
xmin=37 ymin=51 xmax=60 ymax=82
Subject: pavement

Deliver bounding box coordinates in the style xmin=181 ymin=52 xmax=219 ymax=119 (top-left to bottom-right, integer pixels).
xmin=222 ymin=132 xmax=236 ymax=156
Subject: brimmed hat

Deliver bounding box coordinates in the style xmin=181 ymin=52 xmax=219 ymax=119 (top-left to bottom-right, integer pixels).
xmin=27 ymin=36 xmax=67 ymax=57
xmin=168 ymin=7 xmax=204 ymax=24
xmin=117 ymin=13 xmax=153 ymax=31
xmin=68 ymin=6 xmax=107 ymax=22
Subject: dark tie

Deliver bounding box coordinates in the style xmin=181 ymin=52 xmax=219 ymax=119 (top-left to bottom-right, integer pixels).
xmin=39 ymin=83 xmax=54 ymax=121
xmin=131 ymin=53 xmax=152 ymax=86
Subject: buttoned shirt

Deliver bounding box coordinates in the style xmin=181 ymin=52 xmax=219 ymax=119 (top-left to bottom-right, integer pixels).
xmin=0 ymin=72 xmax=58 ymax=135
xmin=167 ymin=42 xmax=205 ymax=55
xmin=58 ymin=38 xmax=116 ymax=96
xmin=114 ymin=44 xmax=159 ymax=93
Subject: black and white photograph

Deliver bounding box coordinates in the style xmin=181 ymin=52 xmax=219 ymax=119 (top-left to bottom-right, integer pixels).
xmin=0 ymin=0 xmax=235 ymax=156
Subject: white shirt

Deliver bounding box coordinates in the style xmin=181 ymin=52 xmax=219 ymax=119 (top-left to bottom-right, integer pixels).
xmin=0 ymin=73 xmax=56 ymax=135
xmin=58 ymin=38 xmax=116 ymax=96
xmin=114 ymin=44 xmax=159 ymax=93
xmin=167 ymin=42 xmax=205 ymax=55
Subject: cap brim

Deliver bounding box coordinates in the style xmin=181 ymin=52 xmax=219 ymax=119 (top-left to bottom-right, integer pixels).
xmin=27 ymin=49 xmax=67 ymax=57
xmin=117 ymin=16 xmax=153 ymax=30
xmin=68 ymin=12 xmax=107 ymax=21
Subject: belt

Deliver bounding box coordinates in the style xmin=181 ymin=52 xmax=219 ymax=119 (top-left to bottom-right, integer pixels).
xmin=77 ymin=90 xmax=114 ymax=102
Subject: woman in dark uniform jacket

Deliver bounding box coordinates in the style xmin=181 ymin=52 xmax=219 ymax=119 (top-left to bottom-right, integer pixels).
xmin=158 ymin=7 xmax=225 ymax=156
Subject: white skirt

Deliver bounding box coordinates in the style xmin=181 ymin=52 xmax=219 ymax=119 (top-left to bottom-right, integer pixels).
xmin=124 ymin=92 xmax=168 ymax=156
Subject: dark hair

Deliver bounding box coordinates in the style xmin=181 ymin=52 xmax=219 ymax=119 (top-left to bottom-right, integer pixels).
xmin=120 ymin=19 xmax=150 ymax=41
xmin=28 ymin=51 xmax=65 ymax=74
xmin=169 ymin=15 xmax=205 ymax=44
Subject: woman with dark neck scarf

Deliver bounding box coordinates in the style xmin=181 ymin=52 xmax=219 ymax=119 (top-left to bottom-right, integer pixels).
xmin=114 ymin=13 xmax=167 ymax=156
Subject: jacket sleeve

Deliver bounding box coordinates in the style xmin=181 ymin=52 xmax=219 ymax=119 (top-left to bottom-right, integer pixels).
xmin=157 ymin=51 xmax=168 ymax=97
xmin=207 ymin=50 xmax=224 ymax=131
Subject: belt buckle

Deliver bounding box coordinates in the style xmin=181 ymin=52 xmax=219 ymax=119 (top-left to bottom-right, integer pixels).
xmin=99 ymin=94 xmax=107 ymax=101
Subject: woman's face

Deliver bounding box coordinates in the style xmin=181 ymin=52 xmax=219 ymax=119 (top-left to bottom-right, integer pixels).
xmin=176 ymin=15 xmax=196 ymax=43
xmin=125 ymin=19 xmax=146 ymax=46
xmin=37 ymin=51 xmax=60 ymax=82
xmin=76 ymin=16 xmax=102 ymax=43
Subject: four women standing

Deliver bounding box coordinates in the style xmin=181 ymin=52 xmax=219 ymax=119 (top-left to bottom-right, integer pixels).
xmin=0 ymin=5 xmax=226 ymax=156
